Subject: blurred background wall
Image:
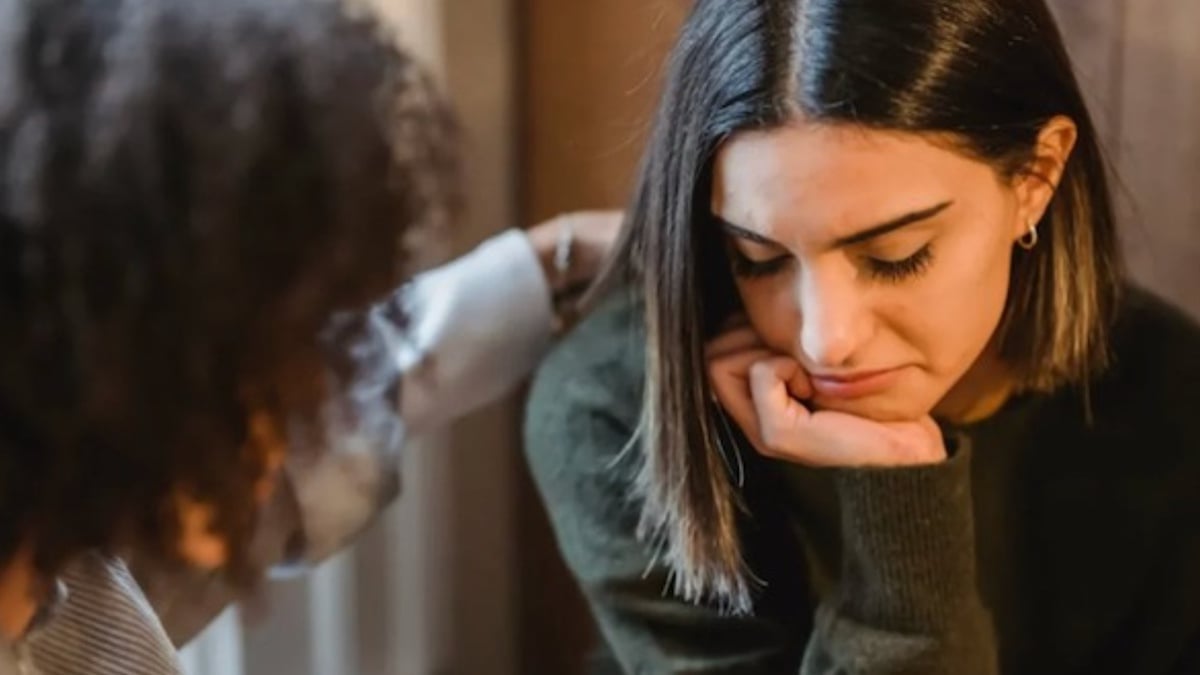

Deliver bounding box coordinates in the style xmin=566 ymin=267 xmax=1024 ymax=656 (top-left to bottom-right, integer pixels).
xmin=180 ymin=1 xmax=1199 ymax=674
xmin=1055 ymin=0 xmax=1200 ymax=318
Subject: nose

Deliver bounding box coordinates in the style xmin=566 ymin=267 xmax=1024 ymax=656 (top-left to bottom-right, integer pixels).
xmin=796 ymin=262 xmax=869 ymax=369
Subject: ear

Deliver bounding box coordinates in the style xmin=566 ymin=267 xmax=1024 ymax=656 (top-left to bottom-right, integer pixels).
xmin=1011 ymin=115 xmax=1078 ymax=240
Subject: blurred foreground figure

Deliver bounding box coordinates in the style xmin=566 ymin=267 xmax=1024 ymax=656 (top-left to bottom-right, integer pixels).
xmin=0 ymin=0 xmax=618 ymax=672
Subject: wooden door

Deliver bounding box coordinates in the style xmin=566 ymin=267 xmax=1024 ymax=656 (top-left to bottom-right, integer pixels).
xmin=516 ymin=3 xmax=690 ymax=673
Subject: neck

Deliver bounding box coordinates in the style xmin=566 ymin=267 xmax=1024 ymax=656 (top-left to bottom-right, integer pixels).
xmin=934 ymin=346 xmax=1017 ymax=425
xmin=0 ymin=546 xmax=40 ymax=642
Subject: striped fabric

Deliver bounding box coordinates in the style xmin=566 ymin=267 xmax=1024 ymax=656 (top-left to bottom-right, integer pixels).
xmin=22 ymin=554 xmax=182 ymax=675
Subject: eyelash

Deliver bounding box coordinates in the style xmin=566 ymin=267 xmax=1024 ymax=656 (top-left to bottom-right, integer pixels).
xmin=729 ymin=252 xmax=789 ymax=279
xmin=729 ymin=244 xmax=935 ymax=284
xmin=866 ymin=244 xmax=935 ymax=283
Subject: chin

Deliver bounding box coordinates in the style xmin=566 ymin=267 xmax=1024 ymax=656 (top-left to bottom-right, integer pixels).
xmin=809 ymin=389 xmax=937 ymax=423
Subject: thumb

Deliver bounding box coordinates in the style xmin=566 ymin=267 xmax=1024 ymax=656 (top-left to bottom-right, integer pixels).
xmin=785 ymin=363 xmax=813 ymax=401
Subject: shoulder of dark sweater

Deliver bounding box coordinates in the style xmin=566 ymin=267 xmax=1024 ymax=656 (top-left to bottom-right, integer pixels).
xmin=1091 ymin=284 xmax=1200 ymax=426
xmin=1106 ymin=284 xmax=1200 ymax=387
xmin=525 ymin=288 xmax=644 ymax=475
xmin=1054 ymin=284 xmax=1200 ymax=489
xmin=524 ymin=290 xmax=672 ymax=583
xmin=528 ymin=289 xmax=644 ymax=426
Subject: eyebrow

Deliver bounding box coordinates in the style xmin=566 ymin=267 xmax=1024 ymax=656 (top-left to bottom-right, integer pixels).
xmin=715 ymin=200 xmax=954 ymax=249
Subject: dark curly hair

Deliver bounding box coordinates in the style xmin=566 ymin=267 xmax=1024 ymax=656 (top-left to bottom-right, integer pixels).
xmin=0 ymin=0 xmax=456 ymax=582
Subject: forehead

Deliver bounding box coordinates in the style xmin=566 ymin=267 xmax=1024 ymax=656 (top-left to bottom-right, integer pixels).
xmin=711 ymin=123 xmax=998 ymax=235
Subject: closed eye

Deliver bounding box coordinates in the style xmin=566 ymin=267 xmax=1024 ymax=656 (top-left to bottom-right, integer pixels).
xmin=728 ymin=247 xmax=791 ymax=279
xmin=729 ymin=244 xmax=935 ymax=283
xmin=864 ymin=244 xmax=934 ymax=283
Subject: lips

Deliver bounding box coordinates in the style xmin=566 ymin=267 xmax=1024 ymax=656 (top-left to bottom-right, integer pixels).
xmin=809 ymin=367 xmax=903 ymax=399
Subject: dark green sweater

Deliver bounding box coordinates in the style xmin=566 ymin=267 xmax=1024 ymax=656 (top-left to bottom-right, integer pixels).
xmin=524 ymin=287 xmax=1200 ymax=674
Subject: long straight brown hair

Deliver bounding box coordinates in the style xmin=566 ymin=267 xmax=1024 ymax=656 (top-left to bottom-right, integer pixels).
xmin=590 ymin=0 xmax=1123 ymax=613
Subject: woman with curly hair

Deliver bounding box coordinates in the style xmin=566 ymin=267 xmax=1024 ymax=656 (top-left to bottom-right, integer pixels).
xmin=0 ymin=0 xmax=618 ymax=671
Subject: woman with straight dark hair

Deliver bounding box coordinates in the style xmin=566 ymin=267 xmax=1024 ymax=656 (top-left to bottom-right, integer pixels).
xmin=525 ymin=0 xmax=1200 ymax=672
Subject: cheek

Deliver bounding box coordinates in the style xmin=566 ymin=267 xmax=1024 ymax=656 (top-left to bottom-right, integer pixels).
xmin=176 ymin=496 xmax=229 ymax=569
xmin=735 ymin=277 xmax=801 ymax=354
xmin=902 ymin=225 xmax=1014 ymax=375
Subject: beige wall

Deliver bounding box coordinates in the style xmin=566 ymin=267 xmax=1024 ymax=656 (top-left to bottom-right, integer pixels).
xmin=1051 ymin=0 xmax=1200 ymax=318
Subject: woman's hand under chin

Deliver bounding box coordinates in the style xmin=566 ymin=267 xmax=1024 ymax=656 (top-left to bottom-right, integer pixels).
xmin=706 ymin=322 xmax=946 ymax=468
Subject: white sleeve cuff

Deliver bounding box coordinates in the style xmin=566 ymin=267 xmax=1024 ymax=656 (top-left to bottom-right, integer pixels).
xmin=395 ymin=228 xmax=555 ymax=433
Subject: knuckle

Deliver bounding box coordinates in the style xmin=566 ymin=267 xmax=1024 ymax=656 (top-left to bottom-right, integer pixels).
xmin=747 ymin=360 xmax=770 ymax=383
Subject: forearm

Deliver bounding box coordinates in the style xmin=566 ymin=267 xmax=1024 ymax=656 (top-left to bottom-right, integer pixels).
xmin=801 ymin=438 xmax=997 ymax=674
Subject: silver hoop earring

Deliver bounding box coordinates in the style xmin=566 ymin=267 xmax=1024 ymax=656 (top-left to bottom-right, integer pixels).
xmin=1017 ymin=223 xmax=1039 ymax=250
